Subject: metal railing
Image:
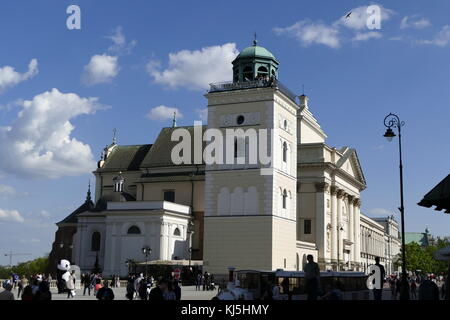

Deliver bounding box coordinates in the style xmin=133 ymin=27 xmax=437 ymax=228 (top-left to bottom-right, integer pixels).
xmin=209 ymin=78 xmax=298 ymax=103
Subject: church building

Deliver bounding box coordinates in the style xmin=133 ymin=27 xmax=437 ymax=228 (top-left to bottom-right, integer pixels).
xmin=49 ymin=40 xmax=399 ymax=277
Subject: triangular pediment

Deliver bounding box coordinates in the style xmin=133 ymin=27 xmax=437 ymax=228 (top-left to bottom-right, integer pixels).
xmin=336 ymin=147 xmax=366 ymax=187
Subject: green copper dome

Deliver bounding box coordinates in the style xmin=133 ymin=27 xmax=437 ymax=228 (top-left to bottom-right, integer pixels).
xmin=232 ymin=40 xmax=279 ymax=83
xmin=236 ymin=43 xmax=277 ymax=61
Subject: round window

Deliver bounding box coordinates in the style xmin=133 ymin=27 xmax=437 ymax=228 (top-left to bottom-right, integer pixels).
xmin=237 ymin=115 xmax=245 ymax=125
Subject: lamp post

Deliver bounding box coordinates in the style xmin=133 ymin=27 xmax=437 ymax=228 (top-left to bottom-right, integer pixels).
xmin=125 ymin=259 xmax=131 ymax=275
xmin=366 ymin=233 xmax=371 ymax=273
xmin=337 ymin=225 xmax=344 ymax=271
xmin=383 ymin=112 xmax=410 ymax=300
xmin=142 ymin=246 xmax=151 ymax=278
xmin=187 ymin=220 xmax=195 ymax=279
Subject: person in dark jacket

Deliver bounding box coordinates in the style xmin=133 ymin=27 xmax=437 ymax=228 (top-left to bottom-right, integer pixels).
xmin=96 ymin=280 xmax=114 ymax=300
xmin=148 ymin=279 xmax=168 ymax=301
xmin=34 ymin=281 xmax=52 ymax=300
xmin=173 ymin=280 xmax=181 ymax=300
xmin=419 ymin=279 xmax=440 ymax=300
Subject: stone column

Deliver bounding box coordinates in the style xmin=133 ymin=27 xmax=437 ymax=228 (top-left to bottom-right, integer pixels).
xmin=330 ymin=186 xmax=338 ymax=263
xmin=353 ymin=198 xmax=361 ymax=268
xmin=159 ymin=221 xmax=167 ymax=260
xmin=336 ymin=189 xmax=345 ymax=270
xmin=315 ymin=182 xmax=329 ymax=267
xmin=348 ymin=195 xmax=355 ymax=266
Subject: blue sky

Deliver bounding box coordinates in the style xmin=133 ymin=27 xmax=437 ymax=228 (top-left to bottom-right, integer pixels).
xmin=1 ymin=0 xmax=450 ymax=265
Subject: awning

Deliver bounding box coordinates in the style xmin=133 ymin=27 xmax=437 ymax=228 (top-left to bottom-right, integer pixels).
xmin=418 ymin=174 xmax=450 ymax=214
xmin=137 ymin=260 xmax=203 ymax=266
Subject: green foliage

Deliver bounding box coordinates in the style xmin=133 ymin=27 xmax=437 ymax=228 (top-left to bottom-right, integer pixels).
xmin=0 ymin=256 xmax=49 ymax=279
xmin=395 ymin=239 xmax=450 ymax=274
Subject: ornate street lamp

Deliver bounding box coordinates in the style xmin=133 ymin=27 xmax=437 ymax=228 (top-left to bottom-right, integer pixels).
xmin=383 ymin=112 xmax=410 ymax=300
xmin=142 ymin=246 xmax=151 ymax=278
xmin=366 ymin=233 xmax=371 ymax=273
xmin=337 ymin=225 xmax=344 ymax=271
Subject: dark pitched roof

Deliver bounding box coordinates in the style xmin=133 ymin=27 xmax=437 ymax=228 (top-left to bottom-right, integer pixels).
xmin=57 ymin=199 xmax=94 ymax=225
xmin=97 ymin=144 xmax=152 ymax=172
xmin=93 ymin=192 xmax=136 ymax=211
xmin=418 ymin=174 xmax=450 ymax=213
xmin=140 ymin=126 xmax=207 ymax=168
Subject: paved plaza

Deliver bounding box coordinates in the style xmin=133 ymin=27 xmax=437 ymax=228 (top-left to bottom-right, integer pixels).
xmin=2 ymin=285 xmax=218 ymax=300
xmin=2 ymin=285 xmax=434 ymax=300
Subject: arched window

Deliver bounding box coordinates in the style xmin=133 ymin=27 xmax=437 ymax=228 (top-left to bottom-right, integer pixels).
xmin=282 ymin=142 xmax=288 ymax=163
xmin=243 ymin=66 xmax=253 ymax=81
xmin=173 ymin=228 xmax=181 ymax=236
xmin=91 ymin=232 xmax=101 ymax=252
xmin=127 ymin=225 xmax=141 ymax=234
xmin=257 ymin=66 xmax=268 ymax=78
xmin=234 ymin=138 xmax=238 ymax=159
xmin=282 ymin=189 xmax=287 ymax=209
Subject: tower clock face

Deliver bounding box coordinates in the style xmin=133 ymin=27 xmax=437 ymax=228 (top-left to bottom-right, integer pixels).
xmin=237 ymin=115 xmax=245 ymax=125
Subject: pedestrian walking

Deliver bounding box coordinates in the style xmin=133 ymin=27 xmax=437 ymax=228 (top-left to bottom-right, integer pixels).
xmin=173 ymin=280 xmax=181 ymax=300
xmin=67 ymin=271 xmax=76 ymax=299
xmin=410 ymin=279 xmax=417 ymax=299
xmin=304 ymin=254 xmax=320 ymax=301
xmin=372 ymin=257 xmax=386 ymax=301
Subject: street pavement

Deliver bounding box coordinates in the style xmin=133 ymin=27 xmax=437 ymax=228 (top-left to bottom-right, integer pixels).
xmin=0 ymin=286 xmax=430 ymax=300
xmin=4 ymin=285 xmax=218 ymax=300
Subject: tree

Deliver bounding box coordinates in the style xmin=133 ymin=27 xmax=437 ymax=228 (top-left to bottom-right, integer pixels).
xmin=0 ymin=256 xmax=49 ymax=278
xmin=426 ymin=238 xmax=450 ymax=275
xmin=395 ymin=242 xmax=434 ymax=273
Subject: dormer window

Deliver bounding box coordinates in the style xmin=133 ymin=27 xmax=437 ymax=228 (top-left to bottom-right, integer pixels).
xmin=113 ymin=172 xmax=124 ymax=192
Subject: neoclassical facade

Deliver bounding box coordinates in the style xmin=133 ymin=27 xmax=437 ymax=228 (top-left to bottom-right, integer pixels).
xmin=49 ymin=41 xmax=400 ymax=277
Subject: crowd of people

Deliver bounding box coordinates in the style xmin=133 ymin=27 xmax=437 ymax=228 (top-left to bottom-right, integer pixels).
xmin=195 ymin=272 xmax=215 ymax=291
xmin=0 ymin=273 xmax=53 ymax=301
xmin=125 ymin=273 xmax=182 ymax=300
xmin=387 ymin=272 xmax=447 ymax=300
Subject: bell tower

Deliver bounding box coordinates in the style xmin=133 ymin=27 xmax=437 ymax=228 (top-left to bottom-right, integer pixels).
xmin=232 ymin=39 xmax=279 ymax=82
xmin=203 ymin=41 xmax=298 ymax=276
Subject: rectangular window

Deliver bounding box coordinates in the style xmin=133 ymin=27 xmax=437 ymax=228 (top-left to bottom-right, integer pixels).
xmin=304 ymin=219 xmax=312 ymax=235
xmin=163 ymin=190 xmax=175 ymax=202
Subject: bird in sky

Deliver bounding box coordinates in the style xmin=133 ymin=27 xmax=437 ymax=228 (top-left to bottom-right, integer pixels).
xmin=345 ymin=11 xmax=352 ymax=19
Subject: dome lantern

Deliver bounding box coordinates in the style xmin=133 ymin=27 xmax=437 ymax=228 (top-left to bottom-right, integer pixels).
xmin=232 ymin=39 xmax=279 ymax=83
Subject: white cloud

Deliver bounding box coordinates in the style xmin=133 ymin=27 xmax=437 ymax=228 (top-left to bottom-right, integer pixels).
xmin=106 ymin=26 xmax=137 ymax=55
xmin=0 ymin=184 xmax=17 ymax=197
xmin=352 ymin=31 xmax=382 ymax=42
xmin=274 ymin=4 xmax=394 ymax=48
xmin=195 ymin=108 xmax=208 ymax=122
xmin=82 ymin=54 xmax=119 ymax=85
xmin=0 ymin=209 xmax=24 ymax=223
xmin=369 ymin=208 xmax=393 ymax=216
xmin=147 ymin=105 xmax=183 ymax=122
xmin=372 ymin=145 xmax=385 ymax=150
xmin=336 ymin=5 xmax=394 ymax=31
xmin=0 ymin=59 xmax=38 ymax=94
xmin=400 ymin=16 xmax=431 ymax=29
xmin=416 ymin=25 xmax=450 ymax=47
xmin=274 ymin=20 xmax=340 ymax=48
xmin=0 ymin=88 xmax=106 ymax=179
xmin=39 ymin=210 xmax=50 ymax=218
xmin=147 ymin=43 xmax=239 ymax=90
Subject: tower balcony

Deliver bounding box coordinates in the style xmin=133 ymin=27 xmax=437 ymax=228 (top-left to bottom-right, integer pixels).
xmin=208 ymin=78 xmax=298 ymax=104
